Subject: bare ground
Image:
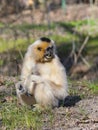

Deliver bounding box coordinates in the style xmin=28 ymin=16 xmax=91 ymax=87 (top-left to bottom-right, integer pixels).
xmin=50 ymin=97 xmax=98 ymax=130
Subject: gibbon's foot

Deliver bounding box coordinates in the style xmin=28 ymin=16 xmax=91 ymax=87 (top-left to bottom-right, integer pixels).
xmin=16 ymin=81 xmax=36 ymax=106
xmin=16 ymin=82 xmax=26 ymax=94
xmin=18 ymin=84 xmax=23 ymax=90
xmin=32 ymin=104 xmax=47 ymax=112
xmin=25 ymin=92 xmax=33 ymax=97
xmin=16 ymin=82 xmax=33 ymax=97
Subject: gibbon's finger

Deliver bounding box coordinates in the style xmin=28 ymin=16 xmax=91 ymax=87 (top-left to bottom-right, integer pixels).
xmin=15 ymin=82 xmax=26 ymax=94
xmin=30 ymin=75 xmax=44 ymax=84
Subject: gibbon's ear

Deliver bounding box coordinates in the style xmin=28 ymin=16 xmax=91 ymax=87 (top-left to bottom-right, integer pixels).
xmin=51 ymin=40 xmax=57 ymax=54
xmin=54 ymin=43 xmax=57 ymax=53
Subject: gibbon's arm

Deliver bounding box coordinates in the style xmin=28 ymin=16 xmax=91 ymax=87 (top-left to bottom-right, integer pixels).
xmin=50 ymin=56 xmax=68 ymax=99
xmin=16 ymin=81 xmax=36 ymax=105
xmin=21 ymin=51 xmax=36 ymax=81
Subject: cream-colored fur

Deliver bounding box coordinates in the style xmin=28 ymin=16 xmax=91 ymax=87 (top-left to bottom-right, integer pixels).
xmin=16 ymin=38 xmax=68 ymax=108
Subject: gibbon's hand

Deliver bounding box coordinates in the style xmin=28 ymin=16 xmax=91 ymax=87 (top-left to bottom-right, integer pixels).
xmin=16 ymin=81 xmax=26 ymax=95
xmin=30 ymin=75 xmax=44 ymax=84
xmin=16 ymin=81 xmax=32 ymax=97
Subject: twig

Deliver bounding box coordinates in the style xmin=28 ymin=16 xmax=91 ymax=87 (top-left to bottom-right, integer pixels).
xmin=76 ymin=120 xmax=98 ymax=124
xmin=80 ymin=54 xmax=90 ymax=68
xmin=65 ymin=41 xmax=77 ymax=65
xmin=77 ymin=35 xmax=89 ymax=61
xmin=17 ymin=47 xmax=24 ymax=62
xmin=72 ymin=41 xmax=77 ymax=65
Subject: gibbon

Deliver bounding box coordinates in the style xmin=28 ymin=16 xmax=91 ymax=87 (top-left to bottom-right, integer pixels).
xmin=16 ymin=37 xmax=68 ymax=108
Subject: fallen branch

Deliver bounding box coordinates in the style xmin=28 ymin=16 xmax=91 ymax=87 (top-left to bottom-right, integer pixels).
xmin=76 ymin=120 xmax=98 ymax=124
xmin=80 ymin=54 xmax=90 ymax=68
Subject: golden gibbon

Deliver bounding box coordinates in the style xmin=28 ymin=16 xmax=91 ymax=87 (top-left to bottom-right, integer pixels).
xmin=16 ymin=37 xmax=68 ymax=108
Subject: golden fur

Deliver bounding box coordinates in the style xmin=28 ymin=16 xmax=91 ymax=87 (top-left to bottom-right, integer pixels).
xmin=16 ymin=38 xmax=68 ymax=108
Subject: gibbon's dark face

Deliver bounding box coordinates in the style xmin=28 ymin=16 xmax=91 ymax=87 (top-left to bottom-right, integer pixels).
xmin=33 ymin=37 xmax=55 ymax=63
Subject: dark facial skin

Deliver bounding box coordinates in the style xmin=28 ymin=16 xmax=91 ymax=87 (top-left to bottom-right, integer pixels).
xmin=44 ymin=46 xmax=54 ymax=60
xmin=34 ymin=41 xmax=55 ymax=63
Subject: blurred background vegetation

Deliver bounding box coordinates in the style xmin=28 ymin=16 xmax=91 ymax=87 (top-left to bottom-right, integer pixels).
xmin=0 ymin=0 xmax=98 ymax=83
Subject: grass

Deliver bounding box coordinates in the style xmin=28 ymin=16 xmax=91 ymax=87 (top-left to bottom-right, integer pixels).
xmin=3 ymin=80 xmax=15 ymax=87
xmin=0 ymin=38 xmax=34 ymax=53
xmin=84 ymin=81 xmax=98 ymax=94
xmin=0 ymin=59 xmax=4 ymax=66
xmin=0 ymin=79 xmax=54 ymax=130
xmin=0 ymin=18 xmax=98 ymax=53
xmin=11 ymin=23 xmax=56 ymax=32
xmin=0 ymin=22 xmax=4 ymax=28
xmin=50 ymin=34 xmax=79 ymax=44
xmin=58 ymin=19 xmax=98 ymax=37
xmin=67 ymin=19 xmax=98 ymax=27
xmin=0 ymin=97 xmax=54 ymax=130
xmin=0 ymin=32 xmax=93 ymax=56
xmin=1 ymin=102 xmax=42 ymax=129
xmin=68 ymin=80 xmax=98 ymax=98
xmin=86 ymin=37 xmax=98 ymax=55
xmin=0 ymin=34 xmax=77 ymax=53
xmin=1 ymin=18 xmax=97 ymax=32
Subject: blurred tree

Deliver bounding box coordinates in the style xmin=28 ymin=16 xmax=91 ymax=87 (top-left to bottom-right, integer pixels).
xmin=62 ymin=0 xmax=66 ymax=12
xmin=95 ymin=0 xmax=98 ymax=5
xmin=0 ymin=0 xmax=35 ymax=16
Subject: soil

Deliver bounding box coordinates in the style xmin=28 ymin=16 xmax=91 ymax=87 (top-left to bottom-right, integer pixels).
xmin=44 ymin=97 xmax=98 ymax=130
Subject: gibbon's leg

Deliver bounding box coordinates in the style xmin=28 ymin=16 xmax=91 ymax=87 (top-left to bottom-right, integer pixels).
xmin=16 ymin=79 xmax=58 ymax=108
xmin=48 ymin=81 xmax=68 ymax=100
xmin=27 ymin=75 xmax=59 ymax=108
xmin=29 ymin=74 xmax=68 ymax=101
xmin=15 ymin=81 xmax=36 ymax=106
xmin=34 ymin=82 xmax=58 ymax=108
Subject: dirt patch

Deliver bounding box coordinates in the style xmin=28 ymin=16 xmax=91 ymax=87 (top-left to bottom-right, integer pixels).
xmin=41 ymin=97 xmax=98 ymax=130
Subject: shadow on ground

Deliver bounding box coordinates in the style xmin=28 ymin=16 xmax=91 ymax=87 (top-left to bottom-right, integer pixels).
xmin=59 ymin=95 xmax=81 ymax=107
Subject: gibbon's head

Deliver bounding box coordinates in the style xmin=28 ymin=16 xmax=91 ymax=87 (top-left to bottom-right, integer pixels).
xmin=28 ymin=37 xmax=56 ymax=63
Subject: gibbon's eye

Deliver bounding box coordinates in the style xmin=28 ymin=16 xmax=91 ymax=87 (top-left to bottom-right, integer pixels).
xmin=46 ymin=46 xmax=53 ymax=51
xmin=51 ymin=46 xmax=53 ymax=50
xmin=37 ymin=47 xmax=42 ymax=51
